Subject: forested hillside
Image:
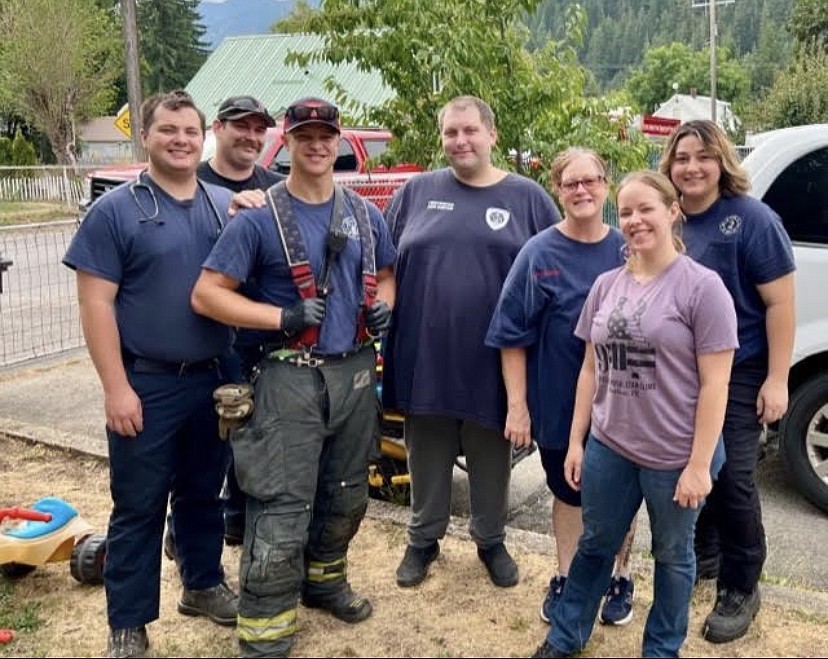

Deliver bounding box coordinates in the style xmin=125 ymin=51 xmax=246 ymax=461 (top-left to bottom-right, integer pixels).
xmin=527 ymin=0 xmax=794 ymax=90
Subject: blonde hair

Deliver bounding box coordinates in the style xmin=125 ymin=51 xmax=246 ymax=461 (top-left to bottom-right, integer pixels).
xmin=659 ymin=120 xmax=750 ymax=197
xmin=549 ymin=147 xmax=608 ymax=192
xmin=616 ymin=171 xmax=685 ymax=272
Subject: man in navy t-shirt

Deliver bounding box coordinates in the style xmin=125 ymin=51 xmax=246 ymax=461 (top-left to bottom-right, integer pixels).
xmin=383 ymin=95 xmax=560 ymax=590
xmin=63 ymin=90 xmax=237 ymax=658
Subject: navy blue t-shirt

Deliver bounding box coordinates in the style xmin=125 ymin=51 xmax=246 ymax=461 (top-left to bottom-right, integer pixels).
xmin=63 ymin=174 xmax=233 ymax=362
xmin=683 ymin=195 xmax=795 ymax=364
xmin=203 ymin=191 xmax=396 ymax=355
xmin=486 ymin=226 xmax=626 ymax=448
xmin=383 ymin=168 xmax=560 ymax=430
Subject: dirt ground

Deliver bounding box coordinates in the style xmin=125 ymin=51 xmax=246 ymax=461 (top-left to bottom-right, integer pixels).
xmin=1 ymin=435 xmax=827 ymax=659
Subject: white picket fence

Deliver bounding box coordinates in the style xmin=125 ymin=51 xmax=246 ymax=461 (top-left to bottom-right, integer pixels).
xmin=0 ymin=166 xmax=95 ymax=207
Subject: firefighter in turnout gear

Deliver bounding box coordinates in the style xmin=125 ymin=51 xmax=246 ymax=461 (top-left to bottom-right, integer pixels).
xmin=191 ymin=97 xmax=396 ymax=658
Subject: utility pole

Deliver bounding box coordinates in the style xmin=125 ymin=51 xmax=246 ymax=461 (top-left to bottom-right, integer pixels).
xmin=692 ymin=0 xmax=734 ymax=127
xmin=121 ymin=0 xmax=144 ymax=161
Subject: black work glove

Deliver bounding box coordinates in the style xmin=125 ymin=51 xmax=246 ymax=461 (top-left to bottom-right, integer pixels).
xmin=366 ymin=300 xmax=392 ymax=335
xmin=281 ymin=297 xmax=326 ymax=335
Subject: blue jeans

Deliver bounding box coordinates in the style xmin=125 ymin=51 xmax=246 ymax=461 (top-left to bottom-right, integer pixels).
xmin=547 ymin=436 xmax=725 ymax=658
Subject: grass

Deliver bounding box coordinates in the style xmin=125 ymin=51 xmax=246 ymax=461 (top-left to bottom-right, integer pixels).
xmin=0 ymin=577 xmax=45 ymax=657
xmin=0 ymin=202 xmax=74 ymax=226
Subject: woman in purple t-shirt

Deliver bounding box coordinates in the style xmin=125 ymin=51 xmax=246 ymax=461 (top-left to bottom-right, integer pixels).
xmin=530 ymin=171 xmax=738 ymax=659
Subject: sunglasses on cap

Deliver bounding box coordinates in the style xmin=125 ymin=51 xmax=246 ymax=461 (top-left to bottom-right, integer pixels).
xmin=285 ymin=104 xmax=340 ymax=123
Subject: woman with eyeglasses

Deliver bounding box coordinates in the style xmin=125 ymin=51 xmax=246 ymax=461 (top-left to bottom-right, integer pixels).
xmin=487 ymin=148 xmax=637 ymax=628
xmin=659 ymin=120 xmax=796 ymax=644
xmin=530 ymin=171 xmax=737 ymax=659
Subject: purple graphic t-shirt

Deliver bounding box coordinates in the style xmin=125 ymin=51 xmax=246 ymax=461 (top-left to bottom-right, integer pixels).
xmin=575 ymin=255 xmax=738 ymax=469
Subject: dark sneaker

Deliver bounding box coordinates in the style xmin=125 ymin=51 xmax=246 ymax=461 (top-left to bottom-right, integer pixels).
xmin=539 ymin=575 xmax=566 ymax=624
xmin=107 ymin=626 xmax=148 ymax=658
xmin=302 ymin=582 xmax=373 ymax=624
xmin=163 ymin=528 xmax=177 ymax=562
xmin=224 ymin=522 xmax=244 ymax=547
xmin=531 ymin=640 xmax=572 ymax=658
xmin=599 ymin=576 xmax=635 ymax=625
xmin=703 ymin=585 xmax=761 ymax=643
xmin=396 ymin=542 xmax=439 ymax=587
xmin=477 ymin=543 xmax=519 ymax=588
xmin=695 ymin=554 xmax=720 ymax=582
xmin=178 ymin=581 xmax=238 ymax=627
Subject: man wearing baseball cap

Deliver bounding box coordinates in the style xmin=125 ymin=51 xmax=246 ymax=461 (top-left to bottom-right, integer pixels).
xmin=192 ymin=96 xmax=395 ymax=658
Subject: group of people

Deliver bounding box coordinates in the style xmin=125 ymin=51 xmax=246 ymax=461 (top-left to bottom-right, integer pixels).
xmin=64 ymin=88 xmax=795 ymax=659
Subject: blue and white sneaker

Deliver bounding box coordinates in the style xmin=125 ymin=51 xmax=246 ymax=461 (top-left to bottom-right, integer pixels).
xmin=540 ymin=575 xmax=566 ymax=624
xmin=599 ymin=576 xmax=635 ymax=625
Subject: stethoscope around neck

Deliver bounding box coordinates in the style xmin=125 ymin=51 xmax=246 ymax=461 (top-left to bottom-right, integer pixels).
xmin=130 ymin=171 xmax=225 ymax=234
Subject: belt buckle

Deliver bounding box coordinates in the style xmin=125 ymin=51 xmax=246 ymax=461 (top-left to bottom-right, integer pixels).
xmin=294 ymin=349 xmax=323 ymax=368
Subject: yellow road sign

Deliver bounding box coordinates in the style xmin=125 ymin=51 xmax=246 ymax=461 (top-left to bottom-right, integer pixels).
xmin=114 ymin=104 xmax=131 ymax=138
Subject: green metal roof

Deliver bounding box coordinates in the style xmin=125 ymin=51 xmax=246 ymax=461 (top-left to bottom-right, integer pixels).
xmin=185 ymin=34 xmax=393 ymax=122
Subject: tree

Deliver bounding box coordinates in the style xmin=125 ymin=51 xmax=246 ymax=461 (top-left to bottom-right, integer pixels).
xmin=754 ymin=47 xmax=828 ymax=128
xmin=272 ymin=0 xmax=321 ymax=33
xmin=624 ymin=43 xmax=750 ymax=115
xmin=289 ymin=0 xmax=652 ymax=180
xmin=789 ymin=0 xmax=828 ymax=47
xmin=11 ymin=128 xmax=37 ymax=167
xmin=0 ymin=0 xmax=121 ymax=165
xmin=138 ymin=0 xmax=209 ymax=94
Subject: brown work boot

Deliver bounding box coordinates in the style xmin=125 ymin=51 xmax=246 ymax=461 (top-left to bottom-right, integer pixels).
xmin=178 ymin=581 xmax=238 ymax=626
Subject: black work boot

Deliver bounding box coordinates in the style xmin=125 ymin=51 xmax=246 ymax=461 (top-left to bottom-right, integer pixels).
xmin=178 ymin=581 xmax=238 ymax=626
xmin=302 ymin=581 xmax=373 ymax=623
xmin=477 ymin=543 xmax=519 ymax=587
xmin=395 ymin=542 xmax=439 ymax=587
xmin=107 ymin=626 xmax=148 ymax=658
xmin=702 ymin=585 xmax=761 ymax=643
xmin=532 ymin=640 xmax=572 ymax=658
xmin=695 ymin=553 xmax=720 ymax=582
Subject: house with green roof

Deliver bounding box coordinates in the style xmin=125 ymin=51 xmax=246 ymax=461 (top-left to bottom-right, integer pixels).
xmin=185 ymin=34 xmax=393 ymax=122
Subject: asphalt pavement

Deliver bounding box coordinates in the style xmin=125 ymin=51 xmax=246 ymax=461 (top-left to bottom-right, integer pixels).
xmin=1 ymin=349 xmax=826 ymax=616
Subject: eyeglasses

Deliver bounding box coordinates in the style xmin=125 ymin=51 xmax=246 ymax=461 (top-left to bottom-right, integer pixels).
xmin=286 ymin=104 xmax=339 ymax=123
xmin=560 ymin=175 xmax=605 ymax=193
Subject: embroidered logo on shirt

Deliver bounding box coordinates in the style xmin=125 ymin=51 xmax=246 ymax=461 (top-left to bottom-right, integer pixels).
xmin=342 ymin=215 xmax=360 ymax=241
xmin=719 ymin=215 xmax=742 ymax=236
xmin=485 ymin=207 xmax=511 ymax=231
xmin=427 ymin=200 xmax=454 ymax=211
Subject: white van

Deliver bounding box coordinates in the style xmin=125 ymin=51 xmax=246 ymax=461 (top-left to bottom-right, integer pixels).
xmin=742 ymin=124 xmax=828 ymax=513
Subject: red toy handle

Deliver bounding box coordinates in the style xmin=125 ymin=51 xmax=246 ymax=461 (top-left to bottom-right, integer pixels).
xmin=0 ymin=507 xmax=53 ymax=523
xmin=0 ymin=629 xmax=14 ymax=644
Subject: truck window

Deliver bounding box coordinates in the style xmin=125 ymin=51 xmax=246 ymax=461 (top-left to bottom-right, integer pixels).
xmin=362 ymin=139 xmax=390 ymax=161
xmin=763 ymin=147 xmax=828 ymax=244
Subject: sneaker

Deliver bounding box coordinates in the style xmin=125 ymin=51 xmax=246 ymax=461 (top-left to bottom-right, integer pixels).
xmin=539 ymin=575 xmax=566 ymax=624
xmin=599 ymin=576 xmax=635 ymax=625
xmin=302 ymin=582 xmax=373 ymax=624
xmin=396 ymin=542 xmax=439 ymax=587
xmin=163 ymin=528 xmax=177 ymax=562
xmin=703 ymin=585 xmax=761 ymax=643
xmin=531 ymin=640 xmax=572 ymax=658
xmin=477 ymin=543 xmax=519 ymax=588
xmin=107 ymin=626 xmax=148 ymax=659
xmin=696 ymin=554 xmax=720 ymax=582
xmin=178 ymin=581 xmax=238 ymax=627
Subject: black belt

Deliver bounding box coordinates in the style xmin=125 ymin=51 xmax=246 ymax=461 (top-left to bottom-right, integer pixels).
xmin=266 ymin=343 xmax=373 ymax=368
xmin=123 ymin=353 xmax=219 ymax=376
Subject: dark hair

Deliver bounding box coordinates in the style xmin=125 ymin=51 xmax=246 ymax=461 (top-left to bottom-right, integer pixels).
xmin=659 ymin=120 xmax=749 ymax=197
xmin=438 ymin=96 xmax=496 ymax=131
xmin=140 ymin=90 xmax=206 ymax=135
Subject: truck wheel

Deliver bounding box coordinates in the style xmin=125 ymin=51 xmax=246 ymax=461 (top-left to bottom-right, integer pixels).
xmin=779 ymin=374 xmax=828 ymax=513
xmin=69 ymin=533 xmax=107 ymax=585
xmin=0 ymin=563 xmax=36 ymax=579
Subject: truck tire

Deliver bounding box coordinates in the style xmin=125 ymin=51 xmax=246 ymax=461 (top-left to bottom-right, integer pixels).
xmin=779 ymin=373 xmax=828 ymax=513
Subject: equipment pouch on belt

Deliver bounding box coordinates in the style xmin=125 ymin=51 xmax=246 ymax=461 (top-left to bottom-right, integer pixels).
xmin=213 ymin=383 xmax=255 ymax=440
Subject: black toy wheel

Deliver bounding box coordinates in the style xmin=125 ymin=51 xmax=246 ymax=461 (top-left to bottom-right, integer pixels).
xmin=70 ymin=533 xmax=106 ymax=585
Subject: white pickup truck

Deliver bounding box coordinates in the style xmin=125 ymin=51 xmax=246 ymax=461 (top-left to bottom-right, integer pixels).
xmin=742 ymin=124 xmax=828 ymax=513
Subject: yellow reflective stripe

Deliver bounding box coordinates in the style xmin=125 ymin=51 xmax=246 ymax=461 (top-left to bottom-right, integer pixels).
xmin=237 ymin=609 xmax=297 ymax=642
xmin=306 ymin=557 xmax=347 ymax=583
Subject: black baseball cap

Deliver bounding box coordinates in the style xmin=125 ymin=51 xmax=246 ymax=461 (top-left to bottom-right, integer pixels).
xmin=283 ymin=97 xmax=341 ymax=134
xmin=216 ymin=95 xmax=276 ymax=127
